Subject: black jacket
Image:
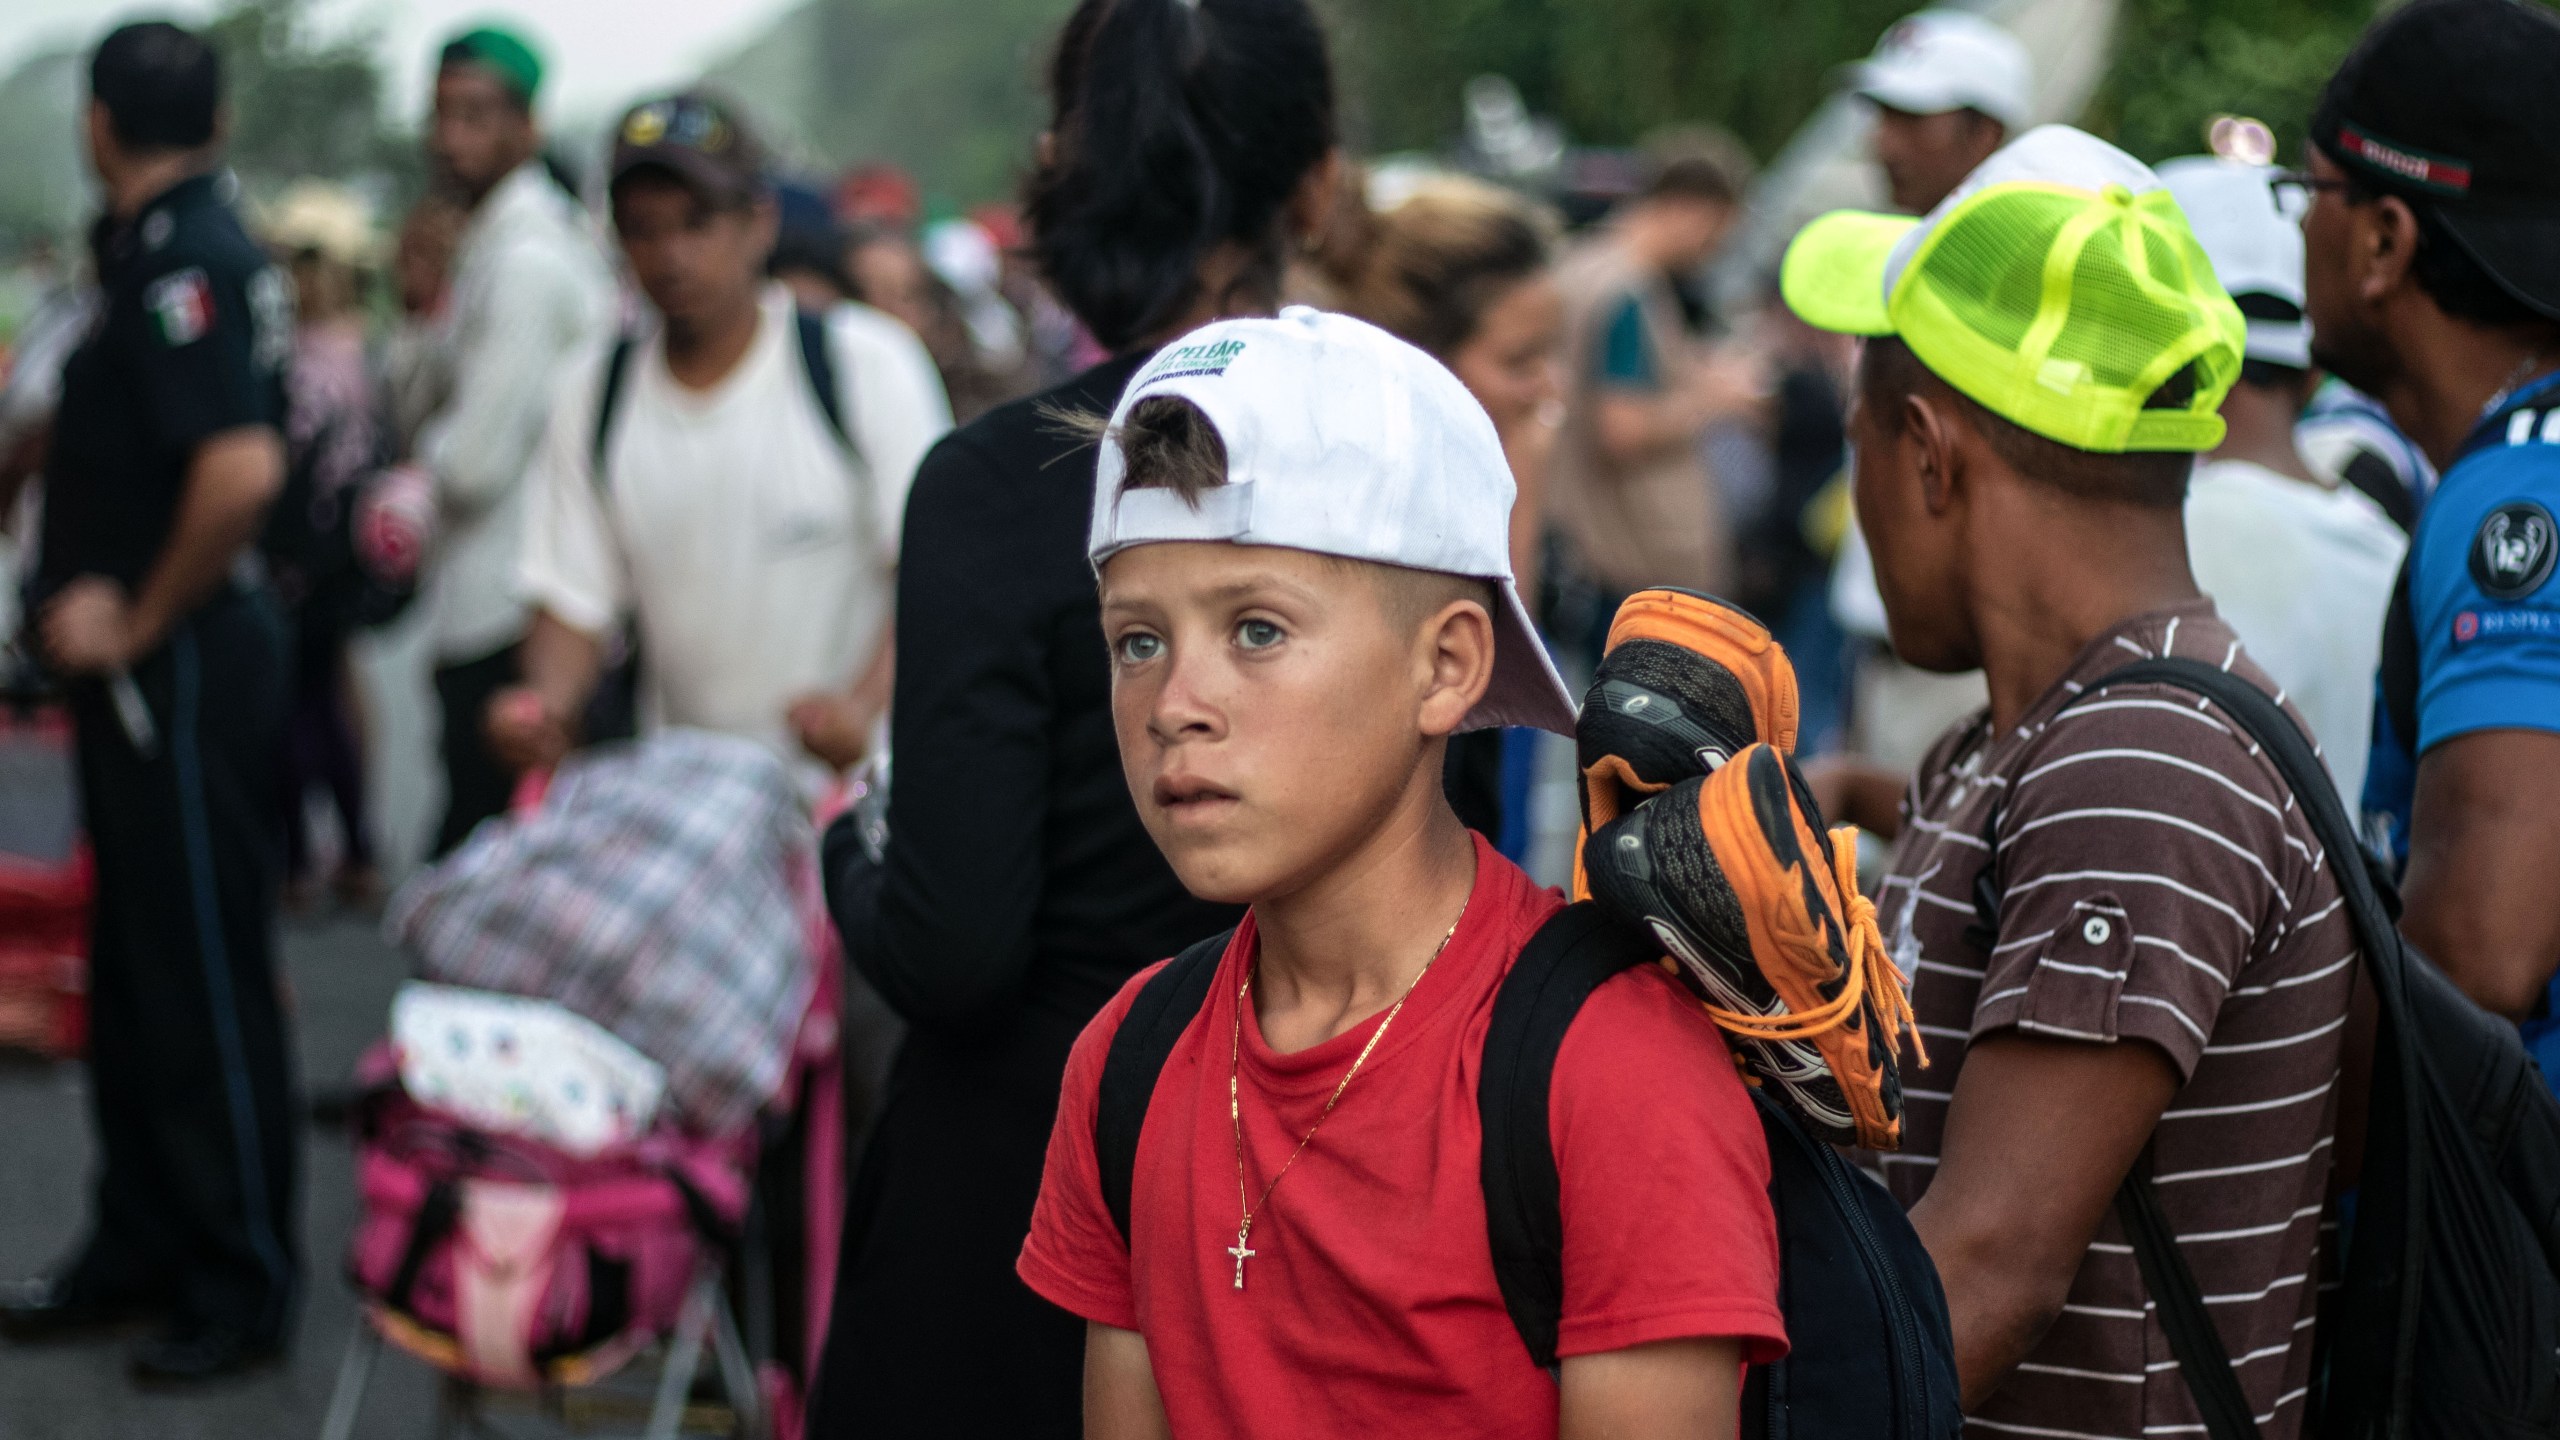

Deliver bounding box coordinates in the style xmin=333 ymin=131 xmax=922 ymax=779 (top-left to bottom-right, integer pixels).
xmin=825 ymin=351 xmax=1239 ymax=1031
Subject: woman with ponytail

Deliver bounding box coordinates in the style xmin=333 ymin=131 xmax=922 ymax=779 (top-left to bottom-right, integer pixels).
xmin=811 ymin=1 xmax=1338 ymax=1433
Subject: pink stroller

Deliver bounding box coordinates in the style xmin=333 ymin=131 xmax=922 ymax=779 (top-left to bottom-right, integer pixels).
xmin=320 ymin=736 xmax=850 ymax=1440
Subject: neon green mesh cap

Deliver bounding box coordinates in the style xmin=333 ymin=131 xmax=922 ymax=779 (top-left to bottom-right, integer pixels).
xmin=1782 ymin=124 xmax=2245 ymax=453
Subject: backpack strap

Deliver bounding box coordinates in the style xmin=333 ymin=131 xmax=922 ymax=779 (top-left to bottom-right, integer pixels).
xmin=2377 ymin=557 xmax=2420 ymax=774
xmin=2087 ymin=657 xmax=2410 ymax=1014
xmin=2080 ymin=656 xmax=2427 ymax=1440
xmin=2115 ymin=1148 xmax=2264 ymax=1440
xmin=384 ymin=1176 xmax=463 ymax=1320
xmin=1096 ymin=927 xmax=1237 ymax=1242
xmin=594 ymin=314 xmax=852 ymax=486
xmin=793 ymin=307 xmax=855 ymax=458
xmin=590 ymin=335 xmax=638 ymax=490
xmin=2341 ymin=448 xmax=2418 ymax=534
xmin=1477 ymin=900 xmax=1665 ymax=1368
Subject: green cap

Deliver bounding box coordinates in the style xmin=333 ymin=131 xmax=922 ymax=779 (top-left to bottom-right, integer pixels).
xmin=439 ymin=25 xmax=544 ymax=106
xmin=1782 ymin=124 xmax=2244 ymax=454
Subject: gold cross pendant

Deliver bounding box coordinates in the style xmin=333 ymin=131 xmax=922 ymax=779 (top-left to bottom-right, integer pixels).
xmin=1227 ymin=1219 xmax=1257 ymax=1290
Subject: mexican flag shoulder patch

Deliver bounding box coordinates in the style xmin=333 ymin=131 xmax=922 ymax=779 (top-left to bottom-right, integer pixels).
xmin=145 ymin=267 xmax=215 ymax=347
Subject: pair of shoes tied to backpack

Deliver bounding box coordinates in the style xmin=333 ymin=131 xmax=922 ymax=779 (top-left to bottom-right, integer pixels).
xmin=1575 ymin=588 xmax=1924 ymax=1151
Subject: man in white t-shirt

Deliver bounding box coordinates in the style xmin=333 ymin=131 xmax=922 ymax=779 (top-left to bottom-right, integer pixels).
xmin=415 ymin=28 xmax=618 ymax=853
xmin=2163 ymin=155 xmax=2406 ymax=805
xmin=489 ymin=92 xmax=951 ymax=781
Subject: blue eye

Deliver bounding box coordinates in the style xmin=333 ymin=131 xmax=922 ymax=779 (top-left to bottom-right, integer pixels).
xmin=1116 ymin=632 xmax=1164 ymax=664
xmin=1236 ymin=619 xmax=1284 ymax=650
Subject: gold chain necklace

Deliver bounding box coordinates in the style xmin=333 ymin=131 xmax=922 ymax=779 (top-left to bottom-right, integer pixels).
xmin=1224 ymin=904 xmax=1465 ymax=1290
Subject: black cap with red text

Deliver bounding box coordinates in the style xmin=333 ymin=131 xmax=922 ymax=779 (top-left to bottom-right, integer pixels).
xmin=2310 ymin=0 xmax=2560 ymax=320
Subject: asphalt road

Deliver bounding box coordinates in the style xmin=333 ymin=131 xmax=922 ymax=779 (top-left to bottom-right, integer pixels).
xmin=0 ymin=909 xmax=451 ymax=1439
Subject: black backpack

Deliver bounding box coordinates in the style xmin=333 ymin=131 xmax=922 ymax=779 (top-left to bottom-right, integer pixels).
xmin=580 ymin=308 xmax=856 ymax=743
xmin=1095 ymin=901 xmax=1964 ymax=1440
xmin=2049 ymin=658 xmax=2560 ymax=1439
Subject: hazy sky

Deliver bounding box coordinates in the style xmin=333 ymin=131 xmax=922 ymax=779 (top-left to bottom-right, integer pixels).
xmin=0 ymin=0 xmax=802 ymax=123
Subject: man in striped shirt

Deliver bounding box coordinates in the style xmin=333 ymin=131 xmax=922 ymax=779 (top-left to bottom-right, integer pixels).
xmin=1781 ymin=127 xmax=2356 ymax=1437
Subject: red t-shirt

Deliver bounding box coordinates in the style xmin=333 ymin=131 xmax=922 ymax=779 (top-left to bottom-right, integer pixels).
xmin=1018 ymin=834 xmax=1785 ymax=1438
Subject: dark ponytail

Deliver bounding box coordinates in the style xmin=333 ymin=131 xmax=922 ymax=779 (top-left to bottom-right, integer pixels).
xmin=1025 ymin=0 xmax=1336 ymax=353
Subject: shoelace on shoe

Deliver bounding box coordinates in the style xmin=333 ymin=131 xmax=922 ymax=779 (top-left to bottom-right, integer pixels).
xmin=1695 ymin=827 xmax=1929 ymax=1072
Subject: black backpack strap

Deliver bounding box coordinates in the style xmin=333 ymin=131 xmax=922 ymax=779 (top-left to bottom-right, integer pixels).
xmin=794 ymin=307 xmax=855 ymax=457
xmin=1962 ymin=799 xmax=2006 ymax=953
xmin=591 ymin=335 xmax=638 ymax=489
xmin=2341 ymin=448 xmax=2417 ymax=534
xmin=2086 ymin=657 xmax=2408 ymax=1005
xmin=1096 ymin=928 xmax=1236 ymax=1242
xmin=1477 ymin=901 xmax=1665 ymax=1368
xmin=2114 ymin=1149 xmax=2264 ymax=1440
xmin=384 ymin=1176 xmax=462 ymax=1319
xmin=2082 ymin=656 xmax=2422 ymax=1440
xmin=2377 ymin=556 xmax=2420 ymax=773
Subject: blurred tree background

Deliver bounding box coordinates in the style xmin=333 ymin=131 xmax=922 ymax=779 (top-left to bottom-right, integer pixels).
xmin=205 ymin=0 xmax=420 ymax=201
xmin=2086 ymin=0 xmax=2373 ymax=161
xmin=1325 ymin=0 xmax=1916 ymax=158
xmin=12 ymin=0 xmax=2556 ymax=245
xmin=717 ymin=0 xmax=2412 ymax=206
xmin=0 ymin=0 xmax=417 ymax=248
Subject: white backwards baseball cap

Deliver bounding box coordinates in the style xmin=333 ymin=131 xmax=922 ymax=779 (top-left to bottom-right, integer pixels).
xmin=1088 ymin=307 xmax=1579 ymax=736
xmin=1853 ymin=9 xmax=2033 ymax=130
xmin=2157 ymin=156 xmax=2311 ymax=369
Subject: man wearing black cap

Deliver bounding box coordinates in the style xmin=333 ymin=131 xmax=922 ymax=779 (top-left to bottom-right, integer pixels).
xmin=489 ymin=92 xmax=947 ymax=785
xmin=2297 ymin=0 xmax=2560 ymax=1077
xmin=0 ymin=21 xmax=299 ymax=1383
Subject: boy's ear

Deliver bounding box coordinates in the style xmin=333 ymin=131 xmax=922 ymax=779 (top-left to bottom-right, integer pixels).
xmin=1416 ymin=595 xmax=1497 ymax=740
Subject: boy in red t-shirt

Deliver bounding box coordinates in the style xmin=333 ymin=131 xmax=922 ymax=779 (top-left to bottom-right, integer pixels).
xmin=1016 ymin=309 xmax=1797 ymax=1438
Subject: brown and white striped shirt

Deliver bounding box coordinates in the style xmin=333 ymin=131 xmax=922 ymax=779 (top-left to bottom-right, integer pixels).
xmin=1880 ymin=603 xmax=2354 ymax=1440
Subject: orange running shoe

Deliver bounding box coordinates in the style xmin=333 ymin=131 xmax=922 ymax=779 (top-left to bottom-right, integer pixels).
xmin=1581 ymin=743 xmax=1922 ymax=1150
xmin=1577 ymin=588 xmax=1799 ymax=841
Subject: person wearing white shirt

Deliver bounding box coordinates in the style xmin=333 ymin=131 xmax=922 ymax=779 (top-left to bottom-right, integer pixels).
xmin=2163 ymin=155 xmax=2407 ymax=806
xmin=413 ymin=26 xmax=615 ymax=853
xmin=491 ymin=91 xmax=951 ymax=786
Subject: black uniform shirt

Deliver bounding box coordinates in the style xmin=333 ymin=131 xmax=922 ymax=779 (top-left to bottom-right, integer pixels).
xmin=38 ymin=170 xmax=289 ymax=598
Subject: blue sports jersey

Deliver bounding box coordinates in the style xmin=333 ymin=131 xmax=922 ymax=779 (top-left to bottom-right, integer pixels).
xmin=2362 ymin=370 xmax=2560 ymax=1084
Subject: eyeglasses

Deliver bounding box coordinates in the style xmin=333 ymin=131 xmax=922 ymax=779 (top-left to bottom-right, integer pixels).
xmin=2268 ymin=168 xmax=2350 ymax=222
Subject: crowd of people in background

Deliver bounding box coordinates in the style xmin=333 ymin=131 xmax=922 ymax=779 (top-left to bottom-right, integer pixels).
xmin=0 ymin=0 xmax=2557 ymax=1436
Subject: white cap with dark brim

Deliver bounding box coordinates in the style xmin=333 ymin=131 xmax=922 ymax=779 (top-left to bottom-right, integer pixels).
xmin=2158 ymin=156 xmax=2311 ymax=369
xmin=1088 ymin=307 xmax=1580 ymax=737
xmin=1852 ymin=9 xmax=2033 ymax=131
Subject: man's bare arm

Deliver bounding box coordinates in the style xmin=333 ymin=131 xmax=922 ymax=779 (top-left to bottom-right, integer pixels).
xmin=484 ymin=610 xmax=606 ymax=773
xmin=2401 ymin=729 xmax=2560 ymax=1018
xmin=1083 ymin=1323 xmax=1171 ymax=1440
xmin=1558 ymin=1336 xmax=1743 ymax=1440
xmin=132 ymin=426 xmax=285 ymax=649
xmin=790 ymin=628 xmax=897 ymax=771
xmin=0 ymin=417 xmax=47 ymax=528
xmin=1591 ymin=350 xmax=1771 ymax=469
xmin=1909 ymin=1034 xmax=2180 ymax=1408
xmin=1802 ymin=756 xmax=1911 ymax=841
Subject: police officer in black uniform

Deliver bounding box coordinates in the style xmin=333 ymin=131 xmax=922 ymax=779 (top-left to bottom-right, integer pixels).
xmin=0 ymin=22 xmax=299 ymax=1385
